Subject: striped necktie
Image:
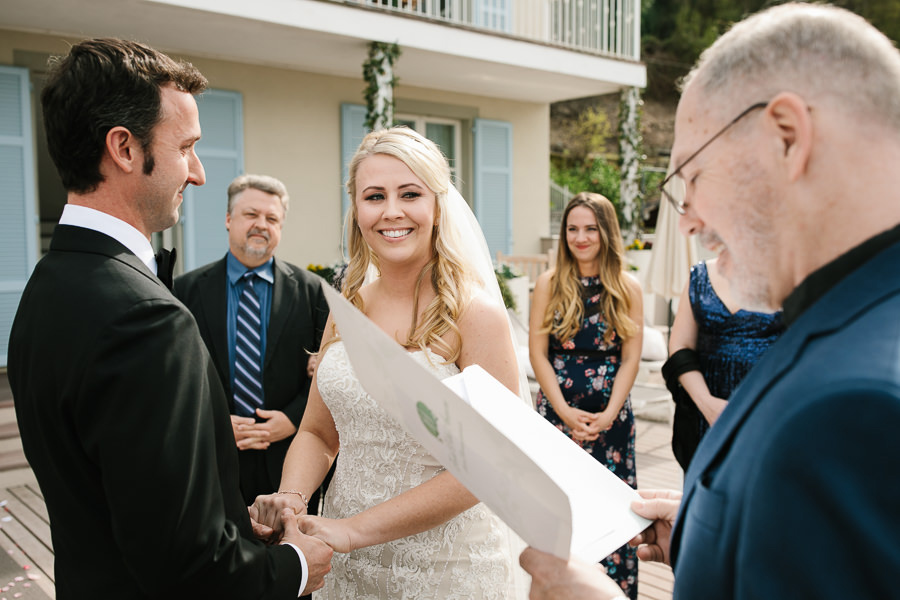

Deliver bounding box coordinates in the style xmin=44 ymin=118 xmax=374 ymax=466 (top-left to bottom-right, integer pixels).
xmin=234 ymin=271 xmax=264 ymax=417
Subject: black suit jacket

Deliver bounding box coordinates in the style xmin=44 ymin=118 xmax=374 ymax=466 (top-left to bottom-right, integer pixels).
xmin=8 ymin=225 xmax=302 ymax=599
xmin=174 ymin=256 xmax=328 ymax=495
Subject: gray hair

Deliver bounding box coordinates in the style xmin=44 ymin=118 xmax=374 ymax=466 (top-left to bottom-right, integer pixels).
xmin=683 ymin=3 xmax=900 ymax=130
xmin=227 ymin=174 xmax=290 ymax=214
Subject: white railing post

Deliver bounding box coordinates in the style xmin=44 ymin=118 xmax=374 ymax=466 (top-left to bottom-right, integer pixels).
xmin=632 ymin=0 xmax=641 ymax=59
xmin=602 ymin=0 xmax=609 ymax=54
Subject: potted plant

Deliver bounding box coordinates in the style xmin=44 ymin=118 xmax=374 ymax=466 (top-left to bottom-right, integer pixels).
xmin=495 ymin=264 xmax=531 ymax=322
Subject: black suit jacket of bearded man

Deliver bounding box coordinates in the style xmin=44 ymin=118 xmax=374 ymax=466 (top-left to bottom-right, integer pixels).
xmin=175 ymin=255 xmax=328 ymax=503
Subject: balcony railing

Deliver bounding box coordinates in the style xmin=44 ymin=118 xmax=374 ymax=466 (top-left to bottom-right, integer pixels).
xmin=333 ymin=0 xmax=641 ymax=61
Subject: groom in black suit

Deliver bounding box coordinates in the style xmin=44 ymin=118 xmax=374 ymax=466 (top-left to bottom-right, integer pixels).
xmin=175 ymin=174 xmax=329 ymax=507
xmin=7 ymin=38 xmax=331 ymax=597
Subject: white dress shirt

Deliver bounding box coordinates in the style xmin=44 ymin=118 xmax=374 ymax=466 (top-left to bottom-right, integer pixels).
xmin=58 ymin=204 xmax=157 ymax=273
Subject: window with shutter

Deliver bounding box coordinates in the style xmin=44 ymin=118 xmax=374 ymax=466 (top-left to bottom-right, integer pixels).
xmin=474 ymin=118 xmax=513 ymax=258
xmin=0 ymin=66 xmax=38 ymax=367
xmin=181 ymin=89 xmax=244 ymax=271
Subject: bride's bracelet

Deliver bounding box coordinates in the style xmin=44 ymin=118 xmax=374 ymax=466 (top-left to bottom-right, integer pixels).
xmin=277 ymin=489 xmax=309 ymax=508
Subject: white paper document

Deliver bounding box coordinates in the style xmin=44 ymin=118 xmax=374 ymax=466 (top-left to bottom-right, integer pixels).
xmin=322 ymin=285 xmax=651 ymax=562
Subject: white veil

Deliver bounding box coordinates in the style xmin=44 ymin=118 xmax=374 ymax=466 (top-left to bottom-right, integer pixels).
xmin=444 ymin=184 xmax=533 ymax=409
xmin=445 ymin=183 xmax=531 ymax=598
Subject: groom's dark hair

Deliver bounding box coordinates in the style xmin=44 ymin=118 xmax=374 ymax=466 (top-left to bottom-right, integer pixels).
xmin=41 ymin=37 xmax=207 ymax=194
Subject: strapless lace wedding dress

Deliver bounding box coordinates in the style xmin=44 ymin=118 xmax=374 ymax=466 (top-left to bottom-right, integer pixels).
xmin=313 ymin=341 xmax=522 ymax=600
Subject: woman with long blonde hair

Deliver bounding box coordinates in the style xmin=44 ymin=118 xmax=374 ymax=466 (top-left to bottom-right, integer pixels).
xmin=252 ymin=126 xmax=526 ymax=599
xmin=528 ymin=192 xmax=643 ymax=599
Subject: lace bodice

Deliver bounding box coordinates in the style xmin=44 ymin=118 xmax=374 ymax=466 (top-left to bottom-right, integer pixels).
xmin=314 ymin=341 xmax=521 ymax=599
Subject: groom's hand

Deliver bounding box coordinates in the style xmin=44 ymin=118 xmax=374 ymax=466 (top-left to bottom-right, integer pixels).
xmin=281 ymin=509 xmax=333 ymax=595
xmin=249 ymin=509 xmax=278 ymax=543
xmin=249 ymin=493 xmax=308 ymax=542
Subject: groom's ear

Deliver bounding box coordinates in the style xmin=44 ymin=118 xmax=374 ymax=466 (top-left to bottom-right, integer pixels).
xmin=104 ymin=126 xmax=139 ymax=175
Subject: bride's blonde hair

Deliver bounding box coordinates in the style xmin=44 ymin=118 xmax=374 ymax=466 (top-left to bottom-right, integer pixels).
xmin=339 ymin=126 xmax=479 ymax=362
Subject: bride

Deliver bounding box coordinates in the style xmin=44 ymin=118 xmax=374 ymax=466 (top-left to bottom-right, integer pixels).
xmin=251 ymin=126 xmax=527 ymax=598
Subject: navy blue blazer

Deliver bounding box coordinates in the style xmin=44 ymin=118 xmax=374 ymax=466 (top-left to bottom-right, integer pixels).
xmin=671 ymin=239 xmax=900 ymax=598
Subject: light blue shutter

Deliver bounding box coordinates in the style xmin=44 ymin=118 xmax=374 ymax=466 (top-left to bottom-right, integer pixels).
xmin=0 ymin=67 xmax=37 ymax=368
xmin=182 ymin=89 xmax=244 ymax=271
xmin=340 ymin=104 xmax=369 ymax=219
xmin=474 ymin=118 xmax=513 ymax=258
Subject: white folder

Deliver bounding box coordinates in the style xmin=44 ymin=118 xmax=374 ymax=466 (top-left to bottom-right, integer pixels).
xmin=322 ymin=285 xmax=651 ymax=562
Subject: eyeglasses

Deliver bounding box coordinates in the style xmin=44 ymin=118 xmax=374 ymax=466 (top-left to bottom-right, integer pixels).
xmin=660 ymin=101 xmax=768 ymax=214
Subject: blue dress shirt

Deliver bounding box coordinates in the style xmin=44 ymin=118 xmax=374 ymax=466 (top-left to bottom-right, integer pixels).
xmin=226 ymin=252 xmax=274 ymax=401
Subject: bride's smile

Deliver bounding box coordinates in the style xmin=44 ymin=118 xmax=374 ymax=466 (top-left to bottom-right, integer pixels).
xmin=355 ymin=153 xmax=437 ymax=269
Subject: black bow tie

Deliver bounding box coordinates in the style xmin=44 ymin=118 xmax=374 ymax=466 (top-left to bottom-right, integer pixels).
xmin=155 ymin=247 xmax=177 ymax=291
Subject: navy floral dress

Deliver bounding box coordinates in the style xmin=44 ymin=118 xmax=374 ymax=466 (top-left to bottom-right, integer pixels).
xmin=536 ymin=275 xmax=638 ymax=600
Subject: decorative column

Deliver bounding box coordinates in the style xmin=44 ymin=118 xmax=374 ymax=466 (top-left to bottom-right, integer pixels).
xmin=618 ymin=86 xmax=643 ymax=245
xmin=363 ymin=42 xmax=401 ymax=130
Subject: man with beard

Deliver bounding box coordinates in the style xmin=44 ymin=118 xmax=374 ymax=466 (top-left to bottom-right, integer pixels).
xmin=176 ymin=174 xmax=328 ymax=508
xmin=520 ymin=3 xmax=900 ymax=598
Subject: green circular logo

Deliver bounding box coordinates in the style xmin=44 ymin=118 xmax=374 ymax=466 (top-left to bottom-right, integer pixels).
xmin=416 ymin=401 xmax=439 ymax=438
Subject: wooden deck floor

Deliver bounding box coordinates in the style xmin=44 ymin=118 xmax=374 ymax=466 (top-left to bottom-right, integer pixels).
xmin=634 ymin=414 xmax=680 ymax=600
xmin=0 ymin=468 xmax=55 ymax=598
xmin=0 ymin=372 xmax=682 ymax=599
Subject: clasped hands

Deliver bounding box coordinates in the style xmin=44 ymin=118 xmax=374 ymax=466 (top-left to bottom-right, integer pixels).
xmin=248 ymin=494 xmax=341 ymax=594
xmin=231 ymin=410 xmax=297 ymax=451
xmin=561 ymin=406 xmax=616 ymax=442
xmin=251 ymin=493 xmax=354 ymax=552
xmin=249 ymin=493 xmax=355 ymax=594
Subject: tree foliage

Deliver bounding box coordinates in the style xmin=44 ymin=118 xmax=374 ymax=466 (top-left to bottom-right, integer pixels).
xmin=570 ymin=106 xmax=614 ymax=161
xmin=641 ymin=0 xmax=900 ymax=102
xmin=552 ymin=1 xmax=900 ymax=235
xmin=551 ymin=157 xmax=622 ymax=220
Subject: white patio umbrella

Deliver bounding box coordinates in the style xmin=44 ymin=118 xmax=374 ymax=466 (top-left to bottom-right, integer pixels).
xmin=645 ymin=188 xmax=699 ymax=327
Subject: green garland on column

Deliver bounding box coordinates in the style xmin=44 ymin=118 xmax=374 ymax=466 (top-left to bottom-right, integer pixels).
xmin=618 ymin=86 xmax=644 ymax=245
xmin=363 ymin=41 xmax=401 ymax=130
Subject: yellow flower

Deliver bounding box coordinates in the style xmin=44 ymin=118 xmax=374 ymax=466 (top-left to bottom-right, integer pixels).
xmin=626 ymin=239 xmax=645 ymax=251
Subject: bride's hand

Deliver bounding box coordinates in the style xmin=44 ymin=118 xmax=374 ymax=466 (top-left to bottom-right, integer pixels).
xmin=249 ymin=493 xmax=309 ymax=542
xmin=298 ymin=515 xmax=354 ymax=554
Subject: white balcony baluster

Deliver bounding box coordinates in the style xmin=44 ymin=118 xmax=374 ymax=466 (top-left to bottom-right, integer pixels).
xmin=334 ymin=0 xmax=640 ymax=60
